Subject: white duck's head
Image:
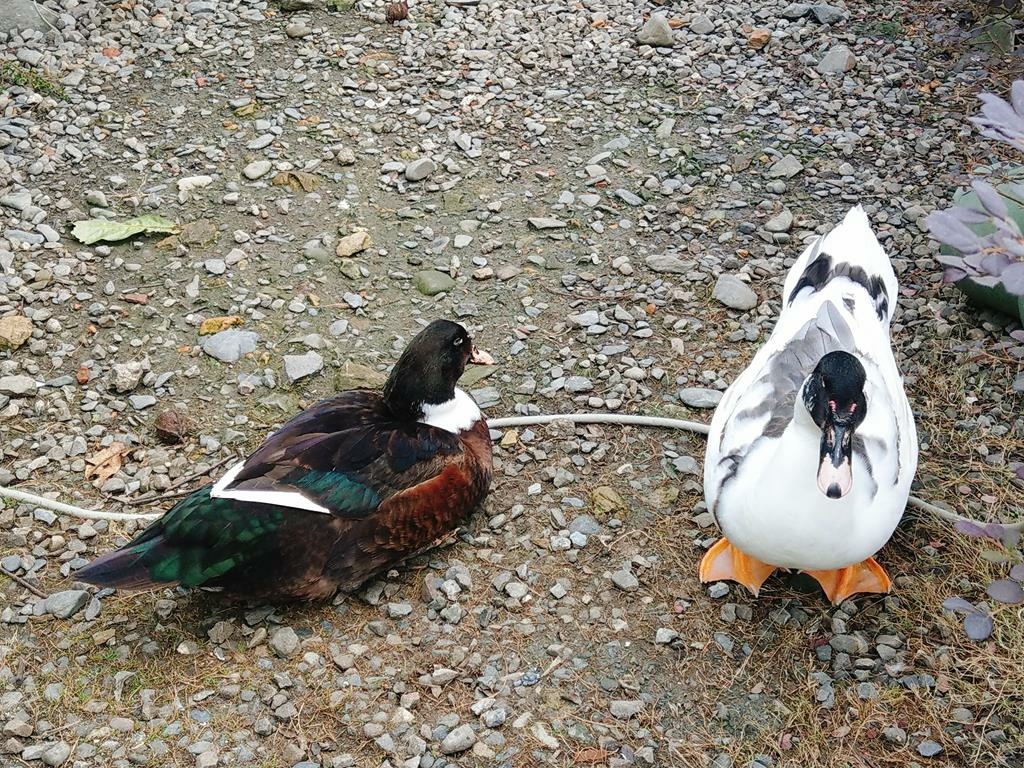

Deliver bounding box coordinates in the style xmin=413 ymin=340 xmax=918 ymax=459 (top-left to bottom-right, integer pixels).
xmin=801 ymin=351 xmax=867 ymax=500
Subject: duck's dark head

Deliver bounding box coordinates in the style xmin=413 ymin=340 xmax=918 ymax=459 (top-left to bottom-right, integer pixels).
xmin=383 ymin=320 xmax=494 ymax=419
xmin=802 ymin=351 xmax=867 ymax=500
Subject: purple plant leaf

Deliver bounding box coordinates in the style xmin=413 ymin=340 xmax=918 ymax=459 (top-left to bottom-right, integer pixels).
xmin=1017 ymin=465 xmax=1024 ymax=480
xmin=1010 ymin=563 xmax=1024 ymax=582
xmin=986 ymin=578 xmax=1024 ymax=604
xmin=1004 ymin=528 xmax=1022 ymax=548
xmin=955 ymin=520 xmax=993 ymax=538
xmin=1010 ymin=330 xmax=1024 ymax=342
xmin=1000 ymin=262 xmax=1024 ymax=296
xmin=935 ymin=253 xmax=966 ymax=267
xmin=976 ymin=90 xmax=1024 ymax=134
xmin=964 ymin=252 xmax=989 ymax=270
xmin=942 ymin=596 xmax=977 ymax=614
xmin=972 ymin=274 xmax=1002 ymax=288
xmin=973 ymin=180 xmax=1009 ymax=219
xmin=943 ymin=267 xmax=969 ymax=283
xmin=1012 ymin=80 xmax=1024 ymax=115
xmin=985 ymin=522 xmax=1009 ymax=539
xmin=1002 ymin=238 xmax=1024 ymax=258
xmin=982 ymin=253 xmax=1012 ymax=275
xmin=964 ymin=612 xmax=994 ymax=641
xmin=925 ymin=212 xmax=984 ymax=253
xmin=949 ymin=206 xmax=993 ymax=225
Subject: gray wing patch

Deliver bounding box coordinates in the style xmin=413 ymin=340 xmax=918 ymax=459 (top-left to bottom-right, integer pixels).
xmin=719 ymin=301 xmax=854 ymax=495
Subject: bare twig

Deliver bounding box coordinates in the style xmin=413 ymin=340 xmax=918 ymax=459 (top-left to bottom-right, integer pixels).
xmin=1 ymin=568 xmax=48 ymax=599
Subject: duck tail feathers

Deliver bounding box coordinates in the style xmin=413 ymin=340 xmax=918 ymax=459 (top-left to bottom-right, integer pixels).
xmin=74 ymin=537 xmax=173 ymax=591
xmin=782 ymin=205 xmax=898 ymax=324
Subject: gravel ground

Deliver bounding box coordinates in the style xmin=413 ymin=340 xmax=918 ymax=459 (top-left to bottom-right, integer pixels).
xmin=1 ymin=0 xmax=1023 ymax=766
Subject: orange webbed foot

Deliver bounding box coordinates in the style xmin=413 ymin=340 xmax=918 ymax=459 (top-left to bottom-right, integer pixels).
xmin=802 ymin=557 xmax=891 ymax=605
xmin=699 ymin=538 xmax=777 ymax=597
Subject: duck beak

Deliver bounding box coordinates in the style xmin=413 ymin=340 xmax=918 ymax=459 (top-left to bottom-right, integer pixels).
xmin=817 ymin=419 xmax=853 ymax=499
xmin=469 ymin=346 xmax=495 ymax=365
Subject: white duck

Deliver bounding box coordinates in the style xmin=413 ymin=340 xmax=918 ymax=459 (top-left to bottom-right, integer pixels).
xmin=701 ymin=206 xmax=918 ymax=605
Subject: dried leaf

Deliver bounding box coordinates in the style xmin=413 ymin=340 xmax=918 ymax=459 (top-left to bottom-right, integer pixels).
xmin=964 ymin=612 xmax=994 ymax=642
xmin=234 ymin=101 xmax=259 ymax=117
xmin=574 ymin=748 xmax=612 ymax=764
xmin=154 ymin=409 xmax=192 ymax=444
xmin=72 ymin=215 xmax=178 ymax=245
xmin=199 ymin=315 xmax=243 ymax=335
xmin=85 ymin=441 xmax=126 ymax=483
xmin=986 ymin=578 xmax=1024 ymax=604
xmin=272 ymin=170 xmax=320 ymax=192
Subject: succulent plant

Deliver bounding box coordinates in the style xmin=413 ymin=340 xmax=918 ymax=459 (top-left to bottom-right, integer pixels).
xmin=925 ymin=81 xmax=1024 ymax=296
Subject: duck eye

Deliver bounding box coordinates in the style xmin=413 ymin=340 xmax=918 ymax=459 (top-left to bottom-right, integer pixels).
xmin=453 ymin=337 xmax=463 ymax=347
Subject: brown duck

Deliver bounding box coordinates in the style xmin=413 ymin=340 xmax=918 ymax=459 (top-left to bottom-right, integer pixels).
xmin=75 ymin=320 xmax=494 ymax=600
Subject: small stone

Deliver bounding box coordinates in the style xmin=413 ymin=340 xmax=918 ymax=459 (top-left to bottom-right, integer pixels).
xmin=41 ymin=742 xmax=71 ymax=767
xmin=764 ymin=210 xmax=794 ymax=232
xmin=243 ymin=160 xmax=272 ymax=180
xmin=336 ymin=231 xmax=371 ymax=257
xmin=817 ymin=45 xmax=857 ymax=75
xmin=414 ymin=270 xmax=456 ymax=296
xmin=128 ymin=395 xmax=157 ymax=410
xmin=0 ymin=375 xmax=38 ymax=396
xmin=809 ymin=4 xmax=847 ymax=23
xmin=269 ymin=627 xmax=300 ymax=658
xmin=610 ymin=700 xmax=644 ymax=719
xmin=689 ymin=14 xmax=715 ymax=34
xmin=882 ymin=727 xmax=908 ymax=745
xmin=746 ymin=27 xmax=771 ymax=49
xmin=829 ymin=634 xmax=868 ymax=655
xmin=655 ymin=628 xmax=679 ymax=644
xmin=615 ymin=189 xmax=644 ymax=206
xmin=678 ymin=387 xmax=723 ymax=409
xmin=645 ymin=254 xmax=691 ymax=274
xmin=440 ymin=724 xmax=476 ymax=754
xmin=284 ymin=352 xmax=324 ymax=383
xmin=285 ymin=21 xmax=310 ymax=38
xmin=528 ymin=217 xmax=567 ymax=230
xmin=767 ymin=154 xmax=804 ymax=178
xmin=387 ymin=602 xmax=413 ymax=618
xmin=917 ymin=740 xmax=943 ymax=757
xmin=482 ymin=707 xmax=506 ymax=728
xmin=611 ymin=569 xmax=639 ymax=592
xmin=712 ymin=274 xmax=758 ymax=311
xmin=857 ymin=682 xmax=878 ymax=700
xmin=111 ymin=362 xmax=144 ymax=393
xmin=44 ymin=590 xmax=90 ymax=619
xmin=201 ymin=330 xmax=259 ymax=363
xmin=637 ymin=14 xmax=675 ymax=46
xmin=405 ymin=158 xmax=437 ymax=181
xmin=0 ymin=315 xmax=32 ymax=349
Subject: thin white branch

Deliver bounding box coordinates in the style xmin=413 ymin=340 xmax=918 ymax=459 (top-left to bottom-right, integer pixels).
xmin=0 ymin=486 xmax=160 ymax=522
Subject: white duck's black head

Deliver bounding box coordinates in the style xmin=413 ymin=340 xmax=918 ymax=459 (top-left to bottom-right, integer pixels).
xmin=802 ymin=351 xmax=867 ymax=500
xmin=383 ymin=320 xmax=493 ymax=420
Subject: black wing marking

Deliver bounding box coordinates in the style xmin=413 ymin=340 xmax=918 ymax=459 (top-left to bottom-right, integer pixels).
xmin=788 ymin=245 xmax=890 ymax=321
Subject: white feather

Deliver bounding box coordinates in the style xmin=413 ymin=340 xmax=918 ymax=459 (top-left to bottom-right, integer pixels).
xmin=210 ymin=460 xmax=332 ymax=514
xmin=420 ymin=387 xmax=481 ymax=433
